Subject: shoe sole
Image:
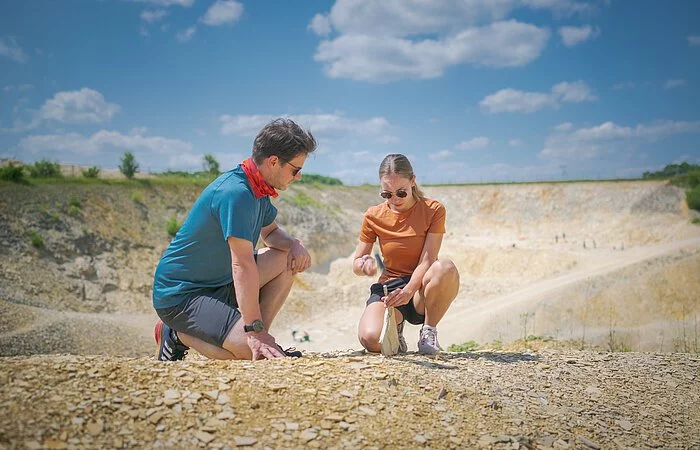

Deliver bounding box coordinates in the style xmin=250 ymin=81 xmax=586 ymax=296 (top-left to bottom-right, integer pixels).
xmin=379 ymin=307 xmax=400 ymax=356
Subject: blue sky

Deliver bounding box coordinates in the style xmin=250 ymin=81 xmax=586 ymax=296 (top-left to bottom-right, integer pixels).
xmin=1 ymin=0 xmax=699 ymax=184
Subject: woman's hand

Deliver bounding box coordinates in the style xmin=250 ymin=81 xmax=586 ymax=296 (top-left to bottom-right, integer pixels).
xmin=383 ymin=287 xmax=413 ymax=307
xmin=355 ymin=254 xmax=377 ymax=276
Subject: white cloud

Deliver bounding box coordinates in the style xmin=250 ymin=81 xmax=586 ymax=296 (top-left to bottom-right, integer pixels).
xmin=3 ymin=84 xmax=34 ymax=93
xmin=308 ymin=14 xmax=332 ymax=36
xmin=315 ymin=21 xmax=550 ymax=82
xmin=509 ymin=139 xmax=523 ymax=147
xmin=219 ymin=113 xmax=394 ymax=140
xmin=688 ymin=35 xmax=700 ymax=46
xmin=664 ymin=79 xmax=687 ymax=90
xmin=551 ymin=80 xmax=597 ymax=102
xmin=129 ymin=0 xmax=194 ymax=7
xmin=308 ymin=0 xmax=599 ymax=82
xmin=429 ymin=150 xmax=452 ymax=161
xmin=200 ymin=0 xmax=244 ymax=26
xmin=0 ymin=37 xmax=29 ymax=63
xmin=39 ymin=88 xmax=121 ymax=124
xmin=558 ymin=25 xmax=599 ymax=46
xmin=456 ymin=136 xmax=490 ymax=151
xmin=553 ymin=122 xmax=574 ymax=132
xmin=18 ymin=129 xmax=197 ymax=170
xmin=480 ymin=80 xmax=596 ymax=113
xmin=612 ymin=81 xmax=636 ymax=90
xmin=140 ymin=9 xmax=168 ymax=23
xmin=539 ymin=120 xmax=700 ymax=160
xmin=177 ymin=26 xmax=197 ymax=42
xmin=480 ymin=88 xmax=556 ymax=113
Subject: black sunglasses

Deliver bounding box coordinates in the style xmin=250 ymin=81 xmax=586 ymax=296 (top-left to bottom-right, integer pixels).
xmin=279 ymin=158 xmax=302 ymax=176
xmin=380 ymin=189 xmax=408 ymax=199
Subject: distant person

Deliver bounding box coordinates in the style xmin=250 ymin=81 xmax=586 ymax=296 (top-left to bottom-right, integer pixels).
xmin=352 ymin=154 xmax=460 ymax=355
xmin=152 ymin=118 xmax=317 ymax=361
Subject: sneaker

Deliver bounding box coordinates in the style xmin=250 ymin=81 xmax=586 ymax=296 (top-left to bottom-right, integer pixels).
xmin=379 ymin=307 xmax=400 ymax=356
xmin=277 ymin=345 xmax=302 ymax=358
xmin=154 ymin=320 xmax=189 ymax=361
xmin=418 ymin=326 xmax=441 ymax=355
xmin=397 ymin=321 xmax=408 ymax=354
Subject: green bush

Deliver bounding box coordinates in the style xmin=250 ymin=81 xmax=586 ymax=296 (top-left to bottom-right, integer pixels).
xmin=69 ymin=196 xmax=81 ymax=208
xmin=687 ymin=185 xmax=700 ymax=212
xmin=82 ymin=166 xmax=100 ymax=178
xmin=297 ymin=173 xmax=343 ymax=185
xmin=0 ymin=163 xmax=26 ymax=182
xmin=119 ymin=151 xmax=139 ymax=179
xmin=166 ymin=217 xmax=181 ymax=237
xmin=447 ymin=340 xmax=479 ymax=352
xmin=131 ymin=192 xmax=142 ymax=204
xmin=203 ymin=153 xmax=220 ymax=176
xmin=27 ymin=231 xmax=44 ymax=248
xmin=68 ymin=205 xmax=80 ymax=216
xmin=28 ymin=159 xmax=62 ymax=178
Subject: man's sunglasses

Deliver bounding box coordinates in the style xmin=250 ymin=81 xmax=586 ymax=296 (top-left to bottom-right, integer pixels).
xmin=380 ymin=189 xmax=408 ymax=199
xmin=280 ymin=158 xmax=302 ymax=176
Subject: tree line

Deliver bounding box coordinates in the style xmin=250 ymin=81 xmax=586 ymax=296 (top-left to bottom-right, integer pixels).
xmin=0 ymin=151 xmax=343 ymax=186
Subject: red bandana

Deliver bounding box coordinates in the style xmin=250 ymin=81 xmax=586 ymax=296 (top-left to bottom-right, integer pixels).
xmin=240 ymin=157 xmax=278 ymax=199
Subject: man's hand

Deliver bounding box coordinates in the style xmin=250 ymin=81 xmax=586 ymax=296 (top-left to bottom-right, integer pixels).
xmin=287 ymin=240 xmax=311 ymax=274
xmin=383 ymin=287 xmax=413 ymax=307
xmin=247 ymin=331 xmax=286 ymax=360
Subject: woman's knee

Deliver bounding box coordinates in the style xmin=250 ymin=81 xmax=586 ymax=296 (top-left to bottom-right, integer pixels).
xmin=424 ymin=259 xmax=460 ymax=285
xmin=357 ymin=326 xmax=380 ymax=352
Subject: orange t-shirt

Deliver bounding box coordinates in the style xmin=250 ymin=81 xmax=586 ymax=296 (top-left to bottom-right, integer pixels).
xmin=359 ymin=198 xmax=446 ymax=281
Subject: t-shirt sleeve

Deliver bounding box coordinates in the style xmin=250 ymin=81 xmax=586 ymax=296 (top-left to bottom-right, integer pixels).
xmin=262 ymin=199 xmax=278 ymax=228
xmin=217 ymin=189 xmax=257 ymax=243
xmin=358 ymin=211 xmax=377 ymax=243
xmin=428 ymin=202 xmax=446 ymax=234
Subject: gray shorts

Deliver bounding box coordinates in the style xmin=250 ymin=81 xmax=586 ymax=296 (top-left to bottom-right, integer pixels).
xmin=156 ymin=283 xmax=241 ymax=347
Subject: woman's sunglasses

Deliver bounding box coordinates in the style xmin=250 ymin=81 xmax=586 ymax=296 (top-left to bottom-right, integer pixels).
xmin=380 ymin=189 xmax=408 ymax=199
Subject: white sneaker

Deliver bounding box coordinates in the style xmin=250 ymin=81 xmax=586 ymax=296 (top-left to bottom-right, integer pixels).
xmin=418 ymin=326 xmax=441 ymax=355
xmin=397 ymin=321 xmax=408 ymax=354
xmin=379 ymin=307 xmax=399 ymax=356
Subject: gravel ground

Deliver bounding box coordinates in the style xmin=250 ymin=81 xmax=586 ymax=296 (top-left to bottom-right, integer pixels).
xmin=1 ymin=350 xmax=698 ymax=449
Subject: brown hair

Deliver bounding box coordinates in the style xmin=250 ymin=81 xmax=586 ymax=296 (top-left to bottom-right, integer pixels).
xmin=252 ymin=118 xmax=317 ymax=165
xmin=378 ymin=153 xmax=424 ymax=202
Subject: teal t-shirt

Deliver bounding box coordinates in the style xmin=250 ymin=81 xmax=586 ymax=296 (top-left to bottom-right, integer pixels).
xmin=152 ymin=165 xmax=277 ymax=309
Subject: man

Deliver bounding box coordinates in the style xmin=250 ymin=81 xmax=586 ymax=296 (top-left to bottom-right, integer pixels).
xmin=153 ymin=118 xmax=317 ymax=361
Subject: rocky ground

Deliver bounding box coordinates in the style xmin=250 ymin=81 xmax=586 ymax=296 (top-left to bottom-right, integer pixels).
xmin=1 ymin=350 xmax=699 ymax=449
xmin=2 ymin=179 xmax=700 ymax=449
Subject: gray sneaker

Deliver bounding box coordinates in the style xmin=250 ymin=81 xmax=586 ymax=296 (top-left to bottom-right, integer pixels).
xmin=397 ymin=321 xmax=408 ymax=354
xmin=418 ymin=326 xmax=440 ymax=355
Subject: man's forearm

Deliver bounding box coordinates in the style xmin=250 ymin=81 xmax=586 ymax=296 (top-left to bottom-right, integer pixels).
xmin=262 ymin=227 xmax=297 ymax=250
xmin=232 ymin=262 xmax=263 ymax=325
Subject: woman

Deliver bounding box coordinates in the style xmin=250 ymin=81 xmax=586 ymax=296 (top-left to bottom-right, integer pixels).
xmin=352 ymin=154 xmax=460 ymax=355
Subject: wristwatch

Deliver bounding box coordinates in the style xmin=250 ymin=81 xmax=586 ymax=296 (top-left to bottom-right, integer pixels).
xmin=244 ymin=319 xmax=264 ymax=333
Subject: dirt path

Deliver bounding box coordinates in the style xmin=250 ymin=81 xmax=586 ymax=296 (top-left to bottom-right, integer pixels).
xmin=440 ymin=236 xmax=700 ymax=343
xmin=288 ymin=237 xmax=700 ymax=353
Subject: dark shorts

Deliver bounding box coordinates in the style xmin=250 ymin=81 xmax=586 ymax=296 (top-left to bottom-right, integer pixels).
xmin=156 ymin=283 xmax=241 ymax=347
xmin=366 ymin=275 xmax=425 ymax=325
xmin=155 ymin=253 xmax=257 ymax=347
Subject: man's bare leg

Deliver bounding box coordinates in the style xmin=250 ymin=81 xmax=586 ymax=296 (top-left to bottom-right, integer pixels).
xmin=220 ymin=247 xmax=294 ymax=359
xmin=177 ymin=247 xmax=295 ymax=360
